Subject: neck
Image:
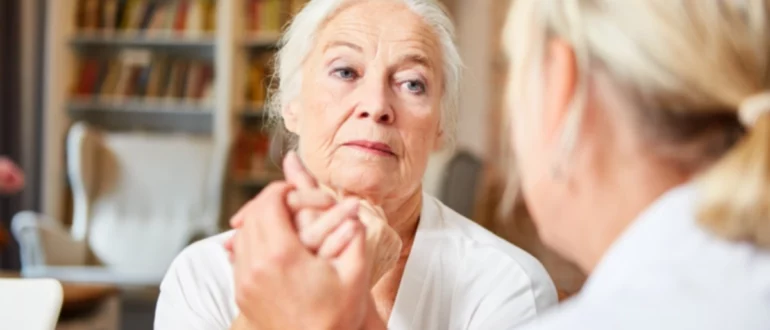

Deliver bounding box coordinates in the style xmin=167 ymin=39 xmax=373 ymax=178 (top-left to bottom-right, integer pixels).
xmin=574 ymin=156 xmax=690 ymax=274
xmin=381 ymin=189 xmax=423 ymax=252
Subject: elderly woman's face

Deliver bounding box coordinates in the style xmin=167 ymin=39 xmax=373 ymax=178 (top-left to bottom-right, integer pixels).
xmin=284 ymin=1 xmax=444 ymax=202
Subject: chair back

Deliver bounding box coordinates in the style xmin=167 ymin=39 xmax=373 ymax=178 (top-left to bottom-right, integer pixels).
xmin=438 ymin=150 xmax=483 ymax=219
xmin=67 ymin=122 xmax=226 ymax=274
xmin=0 ymin=278 xmax=63 ymax=330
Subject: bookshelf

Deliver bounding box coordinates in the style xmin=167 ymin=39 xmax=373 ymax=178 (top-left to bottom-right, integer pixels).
xmin=70 ymin=32 xmax=217 ymax=49
xmin=40 ymin=0 xmax=305 ymax=227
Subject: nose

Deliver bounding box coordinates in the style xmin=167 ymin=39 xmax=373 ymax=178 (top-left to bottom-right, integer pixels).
xmin=354 ymin=78 xmax=395 ymax=125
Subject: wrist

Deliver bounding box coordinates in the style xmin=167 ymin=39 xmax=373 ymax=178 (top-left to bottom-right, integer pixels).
xmin=361 ymin=296 xmax=386 ymax=330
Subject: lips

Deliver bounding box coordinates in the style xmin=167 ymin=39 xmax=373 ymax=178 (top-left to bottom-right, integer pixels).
xmin=343 ymin=140 xmax=396 ymax=156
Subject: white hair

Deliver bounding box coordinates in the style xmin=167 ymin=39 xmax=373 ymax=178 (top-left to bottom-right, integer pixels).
xmin=266 ymin=0 xmax=462 ymax=147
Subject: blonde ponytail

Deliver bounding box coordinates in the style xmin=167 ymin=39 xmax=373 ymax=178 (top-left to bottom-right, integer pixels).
xmin=698 ymin=100 xmax=770 ymax=248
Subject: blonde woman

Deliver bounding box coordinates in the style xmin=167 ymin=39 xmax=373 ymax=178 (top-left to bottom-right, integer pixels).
xmin=224 ymin=0 xmax=770 ymax=329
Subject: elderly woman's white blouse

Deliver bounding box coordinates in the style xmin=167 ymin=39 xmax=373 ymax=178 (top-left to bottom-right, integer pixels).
xmin=516 ymin=184 xmax=770 ymax=330
xmin=154 ymin=192 xmax=558 ymax=329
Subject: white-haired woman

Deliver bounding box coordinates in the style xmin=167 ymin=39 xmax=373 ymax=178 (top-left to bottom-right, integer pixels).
xmin=219 ymin=0 xmax=770 ymax=329
xmin=153 ymin=0 xmax=558 ymax=329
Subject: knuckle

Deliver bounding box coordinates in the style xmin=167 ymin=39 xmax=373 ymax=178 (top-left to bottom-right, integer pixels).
xmin=247 ymin=262 xmax=266 ymax=277
xmin=267 ymin=247 xmax=297 ymax=265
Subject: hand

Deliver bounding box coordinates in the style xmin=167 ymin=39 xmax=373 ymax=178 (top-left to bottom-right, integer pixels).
xmin=228 ymin=153 xmax=402 ymax=286
xmin=0 ymin=157 xmax=24 ymax=195
xmin=230 ymin=181 xmax=371 ymax=330
xmin=283 ymin=154 xmax=402 ymax=286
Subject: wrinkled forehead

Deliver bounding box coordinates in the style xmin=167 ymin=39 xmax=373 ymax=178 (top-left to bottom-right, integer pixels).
xmin=313 ymin=1 xmax=443 ymax=71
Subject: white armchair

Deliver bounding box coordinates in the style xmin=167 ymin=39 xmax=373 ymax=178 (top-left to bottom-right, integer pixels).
xmin=12 ymin=122 xmax=227 ymax=286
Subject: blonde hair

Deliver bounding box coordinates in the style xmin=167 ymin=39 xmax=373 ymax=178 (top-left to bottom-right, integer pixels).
xmin=501 ymin=0 xmax=770 ymax=247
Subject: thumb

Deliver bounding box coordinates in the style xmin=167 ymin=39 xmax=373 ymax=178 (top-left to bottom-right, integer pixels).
xmin=334 ymin=221 xmax=370 ymax=288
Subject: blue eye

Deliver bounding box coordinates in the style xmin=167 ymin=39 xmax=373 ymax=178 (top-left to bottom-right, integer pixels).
xmin=404 ymin=80 xmax=426 ymax=95
xmin=332 ymin=67 xmax=358 ymax=80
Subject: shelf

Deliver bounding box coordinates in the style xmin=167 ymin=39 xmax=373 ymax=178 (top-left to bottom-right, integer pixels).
xmin=240 ymin=104 xmax=268 ymax=120
xmin=233 ymin=172 xmax=284 ymax=188
xmin=243 ymin=32 xmax=281 ymax=49
xmin=68 ymin=100 xmax=214 ymax=114
xmin=70 ymin=31 xmax=216 ymax=50
xmin=67 ymin=100 xmax=214 ymax=133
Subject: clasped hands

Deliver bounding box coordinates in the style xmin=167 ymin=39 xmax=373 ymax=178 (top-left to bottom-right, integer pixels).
xmin=224 ymin=152 xmax=399 ymax=330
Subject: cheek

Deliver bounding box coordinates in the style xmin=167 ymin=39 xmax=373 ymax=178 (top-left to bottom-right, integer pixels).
xmin=298 ymin=79 xmax=350 ymax=145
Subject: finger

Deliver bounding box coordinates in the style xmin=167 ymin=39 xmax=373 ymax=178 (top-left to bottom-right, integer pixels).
xmin=287 ymin=189 xmax=335 ymax=213
xmin=335 ymin=220 xmax=370 ymax=287
xmin=244 ymin=182 xmax=304 ymax=249
xmin=283 ymin=151 xmax=317 ymax=190
xmin=296 ymin=208 xmax=321 ymax=231
xmin=317 ymin=219 xmax=359 ymax=258
xmin=300 ymin=198 xmax=360 ymax=250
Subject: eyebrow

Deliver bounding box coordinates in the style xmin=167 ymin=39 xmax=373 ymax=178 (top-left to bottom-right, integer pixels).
xmin=323 ymin=40 xmax=363 ymax=53
xmin=395 ymin=53 xmax=433 ymax=71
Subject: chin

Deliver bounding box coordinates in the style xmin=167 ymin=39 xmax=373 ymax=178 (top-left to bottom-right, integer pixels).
xmin=330 ymin=167 xmax=392 ymax=200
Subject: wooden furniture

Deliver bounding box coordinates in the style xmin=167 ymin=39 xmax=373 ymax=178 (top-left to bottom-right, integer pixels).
xmin=0 ymin=271 xmax=118 ymax=318
xmin=39 ymin=0 xmax=307 ymax=229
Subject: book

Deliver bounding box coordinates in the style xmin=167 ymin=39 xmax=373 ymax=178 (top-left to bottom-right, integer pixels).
xmin=138 ymin=1 xmax=158 ymax=31
xmin=79 ymin=0 xmax=102 ymax=31
xmin=98 ymin=59 xmax=122 ymax=98
xmin=114 ymin=0 xmax=128 ymax=31
xmin=185 ymin=0 xmax=204 ymax=36
xmin=120 ymin=0 xmax=141 ymax=30
xmin=145 ymin=2 xmax=169 ymax=36
xmin=74 ymin=58 xmax=101 ymax=96
xmin=202 ymin=0 xmax=216 ymax=31
xmin=173 ymin=0 xmax=191 ymax=34
xmin=102 ymin=0 xmax=119 ymax=33
xmin=72 ymin=50 xmax=214 ymax=105
xmin=144 ymin=55 xmax=167 ymax=98
xmin=78 ymin=0 xmax=215 ymax=35
xmin=262 ymin=0 xmax=281 ymax=33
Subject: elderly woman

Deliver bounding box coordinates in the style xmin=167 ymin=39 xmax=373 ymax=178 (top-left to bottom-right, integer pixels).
xmin=222 ymin=0 xmax=770 ymax=329
xmin=153 ymin=0 xmax=557 ymax=329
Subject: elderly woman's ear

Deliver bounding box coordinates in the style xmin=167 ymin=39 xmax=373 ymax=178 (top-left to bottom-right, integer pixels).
xmin=282 ymin=101 xmax=301 ymax=134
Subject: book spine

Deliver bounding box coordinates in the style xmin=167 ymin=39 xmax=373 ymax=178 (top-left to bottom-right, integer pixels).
xmin=139 ymin=1 xmax=157 ymax=31
xmin=174 ymin=0 xmax=191 ymax=33
xmin=114 ymin=0 xmax=128 ymax=30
